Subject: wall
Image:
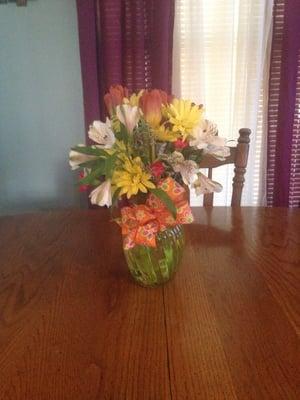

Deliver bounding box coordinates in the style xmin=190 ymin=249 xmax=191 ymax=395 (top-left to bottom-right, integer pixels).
xmin=0 ymin=0 xmax=85 ymax=215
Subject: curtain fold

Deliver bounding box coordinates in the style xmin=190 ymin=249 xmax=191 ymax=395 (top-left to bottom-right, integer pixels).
xmin=267 ymin=0 xmax=300 ymax=207
xmin=76 ymin=0 xmax=174 ymax=140
xmin=76 ymin=1 xmax=102 ymax=133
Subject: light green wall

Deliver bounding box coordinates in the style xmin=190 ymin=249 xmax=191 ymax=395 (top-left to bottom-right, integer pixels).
xmin=0 ymin=0 xmax=85 ymax=215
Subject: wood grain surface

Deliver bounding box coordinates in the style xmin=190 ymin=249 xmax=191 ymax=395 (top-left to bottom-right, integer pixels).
xmin=0 ymin=208 xmax=299 ymax=399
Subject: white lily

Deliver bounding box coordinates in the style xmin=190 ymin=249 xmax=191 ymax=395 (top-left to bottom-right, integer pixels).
xmin=69 ymin=145 xmax=97 ymax=170
xmin=89 ymin=179 xmax=112 ymax=207
xmin=192 ymin=172 xmax=223 ymax=195
xmin=174 ymin=160 xmax=198 ymax=185
xmin=204 ymin=144 xmax=231 ymax=160
xmin=166 ymin=151 xmax=198 ymax=185
xmin=88 ymin=118 xmax=115 ymax=148
xmin=190 ymin=119 xmax=230 ymax=161
xmin=116 ymin=104 xmax=140 ymax=133
xmin=190 ymin=119 xmax=218 ymax=143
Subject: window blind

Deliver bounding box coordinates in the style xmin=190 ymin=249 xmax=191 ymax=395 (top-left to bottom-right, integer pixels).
xmin=290 ymin=63 xmax=300 ymax=207
xmin=173 ymin=0 xmax=273 ymax=206
xmin=267 ymin=0 xmax=285 ymax=205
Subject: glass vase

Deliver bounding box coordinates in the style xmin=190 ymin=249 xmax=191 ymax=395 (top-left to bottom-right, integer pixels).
xmin=123 ymin=225 xmax=185 ymax=287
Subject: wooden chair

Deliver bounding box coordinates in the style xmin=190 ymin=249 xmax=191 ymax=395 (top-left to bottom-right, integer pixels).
xmin=198 ymin=128 xmax=251 ymax=206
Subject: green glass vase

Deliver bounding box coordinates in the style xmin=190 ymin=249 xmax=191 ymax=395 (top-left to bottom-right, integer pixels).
xmin=123 ymin=225 xmax=185 ymax=287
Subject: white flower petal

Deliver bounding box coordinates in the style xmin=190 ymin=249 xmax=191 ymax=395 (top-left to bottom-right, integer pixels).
xmin=204 ymin=145 xmax=231 ymax=161
xmin=190 ymin=119 xmax=229 ymax=161
xmin=192 ymin=172 xmax=223 ymax=195
xmin=116 ymin=104 xmax=140 ymax=133
xmin=69 ymin=146 xmax=97 ymax=170
xmin=89 ymin=180 xmax=112 ymax=207
xmin=88 ymin=118 xmax=115 ymax=148
xmin=173 ymin=159 xmax=198 ymax=185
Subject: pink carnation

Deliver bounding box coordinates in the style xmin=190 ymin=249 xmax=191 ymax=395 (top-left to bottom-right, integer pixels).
xmin=150 ymin=161 xmax=165 ymax=178
xmin=174 ymin=139 xmax=188 ymax=149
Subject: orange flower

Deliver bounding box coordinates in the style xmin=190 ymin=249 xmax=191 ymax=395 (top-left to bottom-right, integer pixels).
xmin=139 ymin=89 xmax=168 ymax=128
xmin=104 ymin=85 xmax=129 ymax=115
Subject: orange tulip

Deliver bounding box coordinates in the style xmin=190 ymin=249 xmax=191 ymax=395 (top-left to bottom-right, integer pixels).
xmin=139 ymin=89 xmax=168 ymax=128
xmin=104 ymin=85 xmax=129 ymax=115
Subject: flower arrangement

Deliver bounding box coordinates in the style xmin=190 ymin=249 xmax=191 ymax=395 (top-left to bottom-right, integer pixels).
xmin=69 ymin=85 xmax=230 ymax=250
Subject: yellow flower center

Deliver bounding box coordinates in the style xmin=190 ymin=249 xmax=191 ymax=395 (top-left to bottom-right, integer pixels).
xmin=112 ymin=156 xmax=155 ymax=198
xmin=164 ymin=98 xmax=204 ymax=140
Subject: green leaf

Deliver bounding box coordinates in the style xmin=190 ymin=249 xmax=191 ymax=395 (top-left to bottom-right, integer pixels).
xmin=71 ymin=146 xmax=107 ymax=157
xmin=115 ymin=122 xmax=129 ymax=143
xmin=76 ymin=158 xmax=106 ymax=169
xmin=105 ymin=153 xmax=118 ymax=179
xmin=111 ymin=187 xmax=122 ymax=208
xmin=149 ymin=188 xmax=177 ymax=219
xmin=182 ymin=147 xmax=204 ymax=164
xmin=78 ymin=167 xmax=105 ymax=186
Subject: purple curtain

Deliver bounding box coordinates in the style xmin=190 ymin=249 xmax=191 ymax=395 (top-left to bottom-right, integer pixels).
xmin=267 ymin=0 xmax=300 ymax=207
xmin=76 ymin=0 xmax=175 ymax=137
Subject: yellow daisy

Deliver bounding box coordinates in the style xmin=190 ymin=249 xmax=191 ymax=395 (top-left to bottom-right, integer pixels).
xmin=112 ymin=156 xmax=155 ymax=198
xmin=164 ymin=98 xmax=204 ymax=140
xmin=124 ymin=90 xmax=144 ymax=107
xmin=154 ymin=125 xmax=180 ymax=142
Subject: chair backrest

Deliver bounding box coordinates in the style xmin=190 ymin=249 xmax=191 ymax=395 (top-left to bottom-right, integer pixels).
xmin=197 ymin=128 xmax=251 ymax=206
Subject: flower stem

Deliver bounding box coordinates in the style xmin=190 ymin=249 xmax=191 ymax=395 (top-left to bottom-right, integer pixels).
xmin=151 ymin=142 xmax=156 ymax=164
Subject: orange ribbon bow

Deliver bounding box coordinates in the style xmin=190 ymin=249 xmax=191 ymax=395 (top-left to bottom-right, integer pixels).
xmin=119 ymin=177 xmax=194 ymax=249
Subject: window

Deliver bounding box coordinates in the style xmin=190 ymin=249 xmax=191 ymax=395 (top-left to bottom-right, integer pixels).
xmin=173 ymin=0 xmax=273 ymax=205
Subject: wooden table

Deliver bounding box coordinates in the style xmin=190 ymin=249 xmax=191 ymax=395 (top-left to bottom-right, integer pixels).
xmin=0 ymin=207 xmax=299 ymax=399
